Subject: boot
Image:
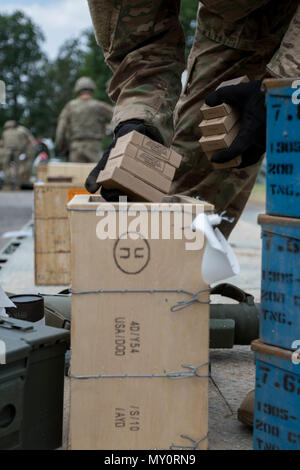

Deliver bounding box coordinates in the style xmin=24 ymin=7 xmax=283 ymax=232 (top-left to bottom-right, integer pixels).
xmin=237 ymin=389 xmax=255 ymax=427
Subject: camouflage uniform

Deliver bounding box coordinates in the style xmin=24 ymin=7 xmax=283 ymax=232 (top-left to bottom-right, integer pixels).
xmin=2 ymin=121 xmax=35 ymax=188
xmin=88 ymin=0 xmax=300 ymax=237
xmin=55 ymin=87 xmax=113 ymax=163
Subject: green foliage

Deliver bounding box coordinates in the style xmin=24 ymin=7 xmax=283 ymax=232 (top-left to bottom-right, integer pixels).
xmin=0 ymin=5 xmax=198 ymax=138
xmin=24 ymin=38 xmax=86 ymax=138
xmin=80 ymin=30 xmax=113 ymax=105
xmin=0 ymin=11 xmax=45 ymax=129
xmin=180 ymin=0 xmax=198 ymax=57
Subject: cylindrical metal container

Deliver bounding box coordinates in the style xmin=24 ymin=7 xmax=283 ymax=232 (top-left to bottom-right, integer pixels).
xmin=7 ymin=295 xmax=44 ymax=323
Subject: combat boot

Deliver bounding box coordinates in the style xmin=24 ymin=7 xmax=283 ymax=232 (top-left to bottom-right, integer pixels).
xmin=237 ymin=389 xmax=255 ymax=428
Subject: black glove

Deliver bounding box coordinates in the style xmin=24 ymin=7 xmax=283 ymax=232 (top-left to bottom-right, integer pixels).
xmin=205 ymin=80 xmax=266 ymax=168
xmin=85 ymin=119 xmax=164 ymax=200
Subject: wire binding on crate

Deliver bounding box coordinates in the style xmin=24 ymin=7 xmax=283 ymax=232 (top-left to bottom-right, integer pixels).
xmin=170 ymin=434 xmax=208 ymax=450
xmin=69 ymin=362 xmax=209 ymax=381
xmin=70 ymin=287 xmax=211 ymax=312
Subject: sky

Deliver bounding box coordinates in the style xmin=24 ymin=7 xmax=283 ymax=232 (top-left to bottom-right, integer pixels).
xmin=0 ymin=0 xmax=93 ymax=59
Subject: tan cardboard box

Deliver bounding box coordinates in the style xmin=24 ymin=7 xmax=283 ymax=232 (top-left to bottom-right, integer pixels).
xmin=109 ymin=141 xmax=176 ymax=180
xmin=97 ymin=166 xmax=165 ymax=202
xmin=200 ymin=75 xmax=248 ymax=120
xmin=199 ymin=112 xmax=239 ymax=137
xmin=200 ymin=102 xmax=232 ymax=120
xmin=116 ymin=131 xmax=182 ymax=168
xmin=68 ymin=196 xmax=212 ymax=450
xmin=199 ymin=122 xmax=239 ymax=153
xmin=105 ymin=154 xmax=172 ymax=193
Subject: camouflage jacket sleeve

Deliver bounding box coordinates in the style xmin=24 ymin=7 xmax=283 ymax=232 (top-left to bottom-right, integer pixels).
xmin=55 ymin=104 xmax=70 ymax=151
xmin=267 ymin=4 xmax=300 ymax=78
xmin=101 ymin=102 xmax=113 ymax=122
xmin=19 ymin=126 xmax=35 ymax=152
xmin=100 ymin=102 xmax=114 ymax=132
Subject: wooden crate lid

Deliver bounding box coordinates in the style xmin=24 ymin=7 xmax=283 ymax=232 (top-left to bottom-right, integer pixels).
xmin=258 ymin=213 xmax=300 ymax=227
xmin=67 ymin=194 xmax=214 ymax=213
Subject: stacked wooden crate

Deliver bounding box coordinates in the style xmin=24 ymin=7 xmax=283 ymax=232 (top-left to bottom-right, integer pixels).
xmin=97 ymin=131 xmax=182 ymax=201
xmin=199 ymin=76 xmax=249 ymax=168
xmin=252 ymin=79 xmax=300 ymax=450
xmin=68 ymin=195 xmax=213 ymax=449
xmin=34 ymin=183 xmax=89 ymax=285
xmin=37 ymin=162 xmax=95 ymax=184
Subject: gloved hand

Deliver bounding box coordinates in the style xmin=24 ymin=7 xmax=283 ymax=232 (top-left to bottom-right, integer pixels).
xmin=205 ymin=80 xmax=266 ymax=168
xmin=85 ymin=119 xmax=163 ymax=200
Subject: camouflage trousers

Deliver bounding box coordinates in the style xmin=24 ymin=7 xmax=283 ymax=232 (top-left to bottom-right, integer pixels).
xmin=70 ymin=140 xmax=104 ymax=164
xmin=3 ymin=148 xmax=23 ymax=189
xmin=171 ymin=28 xmax=276 ymax=237
xmin=87 ymin=0 xmax=287 ymax=237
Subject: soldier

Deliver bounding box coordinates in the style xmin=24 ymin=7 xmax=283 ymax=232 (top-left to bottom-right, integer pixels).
xmin=2 ymin=120 xmax=35 ymax=189
xmin=55 ymin=77 xmax=113 ymax=163
xmin=84 ymin=1 xmax=300 ymax=429
xmin=85 ymin=0 xmax=300 ymax=236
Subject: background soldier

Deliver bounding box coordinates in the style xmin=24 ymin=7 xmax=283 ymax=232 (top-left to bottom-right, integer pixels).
xmin=55 ymin=76 xmax=113 ymax=163
xmin=2 ymin=120 xmax=35 ymax=189
xmin=85 ymin=0 xmax=299 ymax=237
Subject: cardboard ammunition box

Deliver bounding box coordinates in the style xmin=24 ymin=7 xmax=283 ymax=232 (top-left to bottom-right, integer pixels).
xmin=252 ymin=340 xmax=300 ymax=450
xmin=37 ymin=162 xmax=94 ymax=184
xmin=199 ymin=122 xmax=239 ymax=153
xmin=199 ymin=112 xmax=239 ymax=137
xmin=97 ymin=166 xmax=165 ymax=202
xmin=105 ymin=154 xmax=172 ymax=193
xmin=200 ymin=75 xmax=248 ymax=120
xmin=116 ymin=131 xmax=182 ymax=168
xmin=68 ymin=195 xmax=213 ymax=450
xmin=34 ymin=183 xmax=90 ymax=285
xmin=109 ymin=141 xmax=176 ymax=180
xmin=200 ymin=102 xmax=232 ymax=120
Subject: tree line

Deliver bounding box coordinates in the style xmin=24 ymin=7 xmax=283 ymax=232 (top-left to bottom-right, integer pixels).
xmin=0 ymin=3 xmax=198 ymax=140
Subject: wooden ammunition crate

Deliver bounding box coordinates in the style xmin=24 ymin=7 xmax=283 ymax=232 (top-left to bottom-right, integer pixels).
xmin=68 ymin=195 xmax=213 ymax=450
xmin=34 ymin=183 xmax=89 ymax=285
xmin=264 ymin=79 xmax=300 ymax=218
xmin=37 ymin=162 xmax=95 ymax=185
xmin=258 ymin=214 xmax=300 ymax=350
xmin=252 ymin=340 xmax=300 ymax=450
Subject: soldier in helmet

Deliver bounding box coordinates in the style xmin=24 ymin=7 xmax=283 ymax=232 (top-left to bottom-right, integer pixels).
xmin=55 ymin=76 xmax=113 ymax=163
xmin=2 ymin=120 xmax=35 ymax=189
